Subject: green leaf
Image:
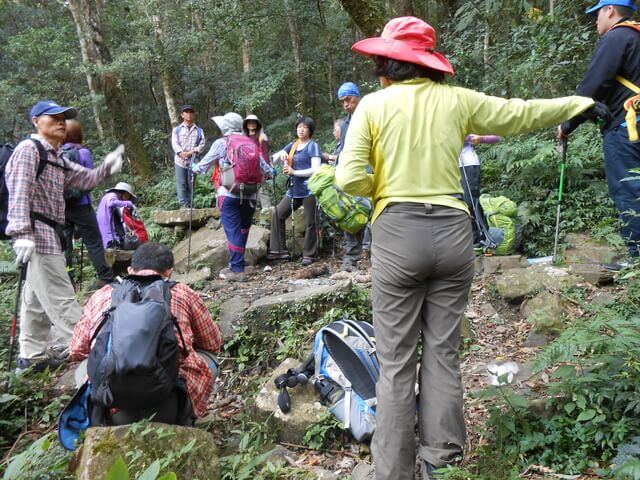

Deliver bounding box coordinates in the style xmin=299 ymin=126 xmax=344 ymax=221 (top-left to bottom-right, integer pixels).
xmin=138 ymin=459 xmax=161 ymax=480
xmin=576 ymin=409 xmax=597 ymax=422
xmin=157 ymin=473 xmax=177 ymax=480
xmin=564 ymin=402 xmax=576 ymax=415
xmin=105 ymin=456 xmax=129 ymax=480
xmin=0 ymin=393 xmax=19 ymax=403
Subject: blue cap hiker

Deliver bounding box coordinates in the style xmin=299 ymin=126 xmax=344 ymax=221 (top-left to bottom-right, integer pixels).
xmin=337 ymin=82 xmax=361 ymax=99
xmin=585 ymin=0 xmax=638 ymax=15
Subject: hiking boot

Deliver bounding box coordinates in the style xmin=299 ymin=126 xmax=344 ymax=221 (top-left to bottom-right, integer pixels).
xmin=47 ymin=345 xmax=69 ymax=361
xmin=352 ymin=463 xmax=375 ymax=480
xmin=219 ymin=268 xmax=247 ymax=282
xmin=266 ymin=251 xmax=290 ymax=261
xmin=16 ymin=356 xmax=65 ymax=375
xmin=301 ymin=257 xmax=314 ymax=266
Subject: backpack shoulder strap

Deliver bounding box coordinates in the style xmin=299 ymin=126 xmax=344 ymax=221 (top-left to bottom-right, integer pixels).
xmin=28 ymin=138 xmax=70 ymax=177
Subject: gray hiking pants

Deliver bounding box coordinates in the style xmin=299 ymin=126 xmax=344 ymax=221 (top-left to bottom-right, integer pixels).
xmin=370 ymin=203 xmax=474 ymax=479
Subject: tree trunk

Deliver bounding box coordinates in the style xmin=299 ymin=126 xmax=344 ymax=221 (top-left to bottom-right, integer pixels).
xmin=283 ymin=0 xmax=306 ymax=113
xmin=150 ymin=11 xmax=179 ymax=127
xmin=317 ymin=0 xmax=337 ymax=120
xmin=67 ymin=0 xmax=106 ymax=141
xmin=67 ymin=0 xmax=152 ymax=177
xmin=336 ymin=0 xmax=385 ymax=36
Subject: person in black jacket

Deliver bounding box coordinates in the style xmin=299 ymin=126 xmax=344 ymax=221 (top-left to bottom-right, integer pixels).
xmin=560 ymin=0 xmax=640 ymax=257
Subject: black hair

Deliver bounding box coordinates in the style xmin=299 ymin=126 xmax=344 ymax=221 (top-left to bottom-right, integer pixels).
xmin=295 ymin=116 xmax=315 ymax=137
xmin=613 ymin=5 xmax=635 ymax=17
xmin=373 ymin=56 xmax=445 ymax=83
xmin=131 ymin=242 xmax=175 ymax=272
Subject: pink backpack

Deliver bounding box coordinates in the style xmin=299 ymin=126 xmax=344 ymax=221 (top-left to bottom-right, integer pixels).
xmin=220 ymin=134 xmax=262 ymax=196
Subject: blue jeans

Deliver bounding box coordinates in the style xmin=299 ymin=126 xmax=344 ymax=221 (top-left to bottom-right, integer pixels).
xmin=175 ymin=164 xmax=193 ymax=207
xmin=219 ymin=196 xmax=256 ymax=272
xmin=603 ymin=127 xmax=640 ymax=256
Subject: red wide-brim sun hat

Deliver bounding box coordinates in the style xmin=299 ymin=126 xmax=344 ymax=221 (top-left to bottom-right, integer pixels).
xmin=352 ymin=16 xmax=455 ymax=76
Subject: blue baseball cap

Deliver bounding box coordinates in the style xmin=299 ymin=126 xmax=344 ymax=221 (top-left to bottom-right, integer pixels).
xmin=337 ymin=82 xmax=361 ymax=99
xmin=585 ymin=0 xmax=638 ymax=15
xmin=29 ymin=100 xmax=78 ymax=122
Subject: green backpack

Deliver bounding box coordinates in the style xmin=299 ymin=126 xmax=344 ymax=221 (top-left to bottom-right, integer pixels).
xmin=478 ymin=194 xmax=518 ymax=256
xmin=308 ymin=164 xmax=372 ymax=235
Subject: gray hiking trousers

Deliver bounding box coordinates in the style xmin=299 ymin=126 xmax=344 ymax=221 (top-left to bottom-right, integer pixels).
xmin=370 ymin=202 xmax=474 ymax=479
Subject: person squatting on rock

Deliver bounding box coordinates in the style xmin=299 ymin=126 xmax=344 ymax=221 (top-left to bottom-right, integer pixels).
xmin=243 ymin=114 xmax=273 ymax=212
xmin=559 ymin=0 xmax=640 ymax=258
xmin=458 ymin=133 xmax=502 ymax=247
xmin=172 ymin=104 xmax=206 ymax=209
xmin=69 ymin=241 xmax=223 ymax=423
xmin=191 ymin=112 xmax=273 ymax=282
xmin=267 ymin=116 xmax=321 ymax=266
xmin=96 ymin=182 xmax=137 ymax=249
xmin=336 ymin=16 xmax=605 ymax=480
xmin=6 ymin=100 xmax=124 ymax=373
xmin=62 ymin=119 xmax=116 ymax=290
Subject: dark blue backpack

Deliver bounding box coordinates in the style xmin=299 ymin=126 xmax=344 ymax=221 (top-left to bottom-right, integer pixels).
xmin=87 ymin=276 xmax=186 ymax=410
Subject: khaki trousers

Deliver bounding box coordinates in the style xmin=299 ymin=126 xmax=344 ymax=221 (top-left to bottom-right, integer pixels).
xmin=370 ymin=203 xmax=474 ymax=479
xmin=19 ymin=253 xmax=82 ymax=359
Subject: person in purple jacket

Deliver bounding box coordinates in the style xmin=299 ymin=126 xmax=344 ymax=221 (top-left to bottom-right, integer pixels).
xmin=96 ymin=182 xmax=136 ymax=249
xmin=62 ymin=120 xmax=115 ymax=289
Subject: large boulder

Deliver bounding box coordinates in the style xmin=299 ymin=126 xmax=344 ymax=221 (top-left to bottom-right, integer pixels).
xmin=245 ymin=280 xmax=355 ymax=330
xmin=254 ymin=358 xmax=327 ymax=444
xmin=568 ymin=263 xmax=614 ymax=286
xmin=172 ymin=226 xmax=228 ymax=273
xmin=244 ymin=226 xmax=270 ymax=266
xmin=564 ymin=232 xmax=622 ymax=265
xmin=494 ymin=265 xmax=581 ymax=303
xmin=475 ymin=255 xmax=528 ymax=275
xmin=153 ymin=208 xmax=219 ymax=228
xmin=520 ymin=291 xmax=568 ymax=333
xmin=75 ymin=423 xmax=219 ymax=479
xmin=219 ymin=296 xmax=252 ymax=338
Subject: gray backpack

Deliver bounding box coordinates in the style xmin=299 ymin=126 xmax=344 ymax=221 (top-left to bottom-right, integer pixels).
xmin=87 ymin=276 xmax=186 ymax=410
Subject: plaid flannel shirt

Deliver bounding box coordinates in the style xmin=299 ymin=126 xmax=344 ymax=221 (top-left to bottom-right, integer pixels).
xmin=171 ymin=123 xmax=206 ymax=168
xmin=69 ymin=281 xmax=223 ymax=417
xmin=6 ymin=135 xmax=111 ymax=254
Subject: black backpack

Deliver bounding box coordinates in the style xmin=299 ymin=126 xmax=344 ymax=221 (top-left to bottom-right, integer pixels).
xmin=0 ymin=138 xmax=56 ymax=240
xmin=87 ymin=275 xmax=187 ymax=411
xmin=61 ymin=145 xmax=89 ymax=206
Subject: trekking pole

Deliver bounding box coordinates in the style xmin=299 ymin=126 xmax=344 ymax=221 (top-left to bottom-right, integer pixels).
xmin=78 ymin=237 xmax=84 ymax=290
xmin=289 ymin=177 xmax=296 ymax=261
xmin=7 ymin=263 xmax=28 ymax=374
xmin=552 ymin=137 xmax=568 ymax=264
xmin=187 ymin=161 xmax=196 ymax=273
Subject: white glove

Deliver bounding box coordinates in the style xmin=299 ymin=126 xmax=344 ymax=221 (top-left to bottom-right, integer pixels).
xmin=104 ymin=144 xmax=125 ymax=175
xmin=13 ymin=239 xmax=35 ymax=265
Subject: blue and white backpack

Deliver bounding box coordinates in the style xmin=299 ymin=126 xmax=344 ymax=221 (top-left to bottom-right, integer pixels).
xmin=276 ymin=318 xmax=379 ymax=442
xmin=313 ymin=319 xmax=379 ymax=441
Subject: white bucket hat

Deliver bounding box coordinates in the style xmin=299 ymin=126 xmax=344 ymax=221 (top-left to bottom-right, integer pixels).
xmin=106 ymin=181 xmax=137 ymax=200
xmin=212 ymin=112 xmax=243 ymax=136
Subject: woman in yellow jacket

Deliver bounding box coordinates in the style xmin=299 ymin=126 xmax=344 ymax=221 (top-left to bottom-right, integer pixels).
xmin=337 ymin=16 xmax=606 ymax=480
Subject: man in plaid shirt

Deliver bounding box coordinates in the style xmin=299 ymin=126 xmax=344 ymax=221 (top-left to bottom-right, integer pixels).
xmin=7 ymin=100 xmax=124 ymax=373
xmin=171 ymin=105 xmax=206 ymax=208
xmin=70 ymin=242 xmax=223 ymax=420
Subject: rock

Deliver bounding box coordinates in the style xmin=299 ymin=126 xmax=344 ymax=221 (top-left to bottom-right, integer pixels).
xmin=171 ymin=267 xmax=212 ymax=286
xmin=569 ymin=263 xmax=614 ymax=285
xmin=524 ymin=329 xmax=548 ymax=348
xmin=520 ymin=291 xmax=567 ymax=333
xmin=219 ymin=296 xmax=252 ymax=338
xmin=253 ymin=358 xmax=327 ymax=444
xmin=153 ymin=208 xmax=219 ymax=228
xmin=479 ymin=302 xmax=498 ymax=318
xmin=591 ymin=291 xmax=616 ymax=305
xmin=244 ymin=226 xmax=270 ymax=266
xmin=172 ymin=226 xmax=228 ymax=273
xmin=494 ymin=265 xmax=581 ymax=303
xmin=461 ymin=316 xmax=475 ymax=340
xmin=75 ymin=423 xmax=219 ymax=479
xmin=476 ymin=255 xmax=528 ymax=275
xmin=294 ymin=265 xmax=330 ymax=279
xmin=564 ymin=232 xmax=622 ymax=266
xmin=104 ymin=249 xmax=134 ymax=269
xmin=245 ymin=280 xmax=354 ymax=329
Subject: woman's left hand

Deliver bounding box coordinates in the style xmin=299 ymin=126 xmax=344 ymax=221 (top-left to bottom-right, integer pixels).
xmin=283 ymin=164 xmax=295 ymax=176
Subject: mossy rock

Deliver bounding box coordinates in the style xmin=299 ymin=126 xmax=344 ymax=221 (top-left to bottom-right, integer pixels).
xmin=75 ymin=422 xmax=219 ymax=480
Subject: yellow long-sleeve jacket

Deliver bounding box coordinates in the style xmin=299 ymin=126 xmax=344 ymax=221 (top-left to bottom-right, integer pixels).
xmin=335 ymin=78 xmax=595 ymax=222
